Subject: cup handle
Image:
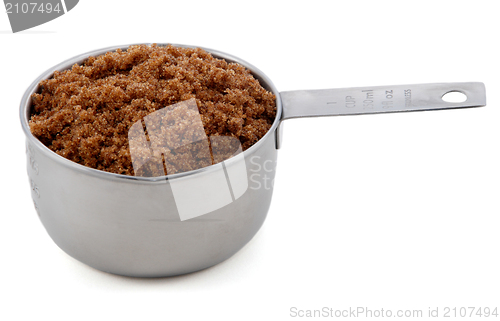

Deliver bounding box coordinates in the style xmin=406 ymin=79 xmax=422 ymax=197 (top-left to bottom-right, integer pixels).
xmin=276 ymin=82 xmax=486 ymax=149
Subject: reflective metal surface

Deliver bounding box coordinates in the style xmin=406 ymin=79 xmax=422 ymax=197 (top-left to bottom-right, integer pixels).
xmin=20 ymin=44 xmax=282 ymax=277
xmin=277 ymin=82 xmax=486 ymax=148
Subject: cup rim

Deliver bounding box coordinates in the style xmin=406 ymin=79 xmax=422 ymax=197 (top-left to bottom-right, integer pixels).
xmin=19 ymin=43 xmax=283 ymax=182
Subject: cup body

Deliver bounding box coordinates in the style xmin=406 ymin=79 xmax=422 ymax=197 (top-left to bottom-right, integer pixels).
xmin=21 ymin=44 xmax=282 ymax=277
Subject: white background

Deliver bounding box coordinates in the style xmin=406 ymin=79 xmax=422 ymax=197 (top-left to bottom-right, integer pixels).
xmin=1 ymin=1 xmax=499 ymax=320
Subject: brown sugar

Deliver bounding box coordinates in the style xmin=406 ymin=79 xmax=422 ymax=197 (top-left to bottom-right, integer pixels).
xmin=29 ymin=44 xmax=277 ymax=176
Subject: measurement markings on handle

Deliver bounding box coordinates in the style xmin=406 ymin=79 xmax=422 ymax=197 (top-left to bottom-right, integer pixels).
xmin=404 ymin=89 xmax=412 ymax=107
xmin=342 ymin=88 xmax=399 ymax=111
xmin=362 ymin=89 xmax=374 ymax=110
xmin=382 ymin=89 xmax=394 ymax=109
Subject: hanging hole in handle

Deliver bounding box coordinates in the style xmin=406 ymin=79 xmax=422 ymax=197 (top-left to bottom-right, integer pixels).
xmin=442 ymin=91 xmax=468 ymax=103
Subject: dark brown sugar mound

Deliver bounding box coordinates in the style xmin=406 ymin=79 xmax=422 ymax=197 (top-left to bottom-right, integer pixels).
xmin=29 ymin=44 xmax=277 ymax=176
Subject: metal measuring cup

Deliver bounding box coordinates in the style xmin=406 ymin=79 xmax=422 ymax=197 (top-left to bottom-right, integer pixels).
xmin=20 ymin=43 xmax=486 ymax=277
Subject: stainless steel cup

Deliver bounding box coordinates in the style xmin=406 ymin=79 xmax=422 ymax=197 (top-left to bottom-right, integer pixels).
xmin=20 ymin=44 xmax=486 ymax=277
